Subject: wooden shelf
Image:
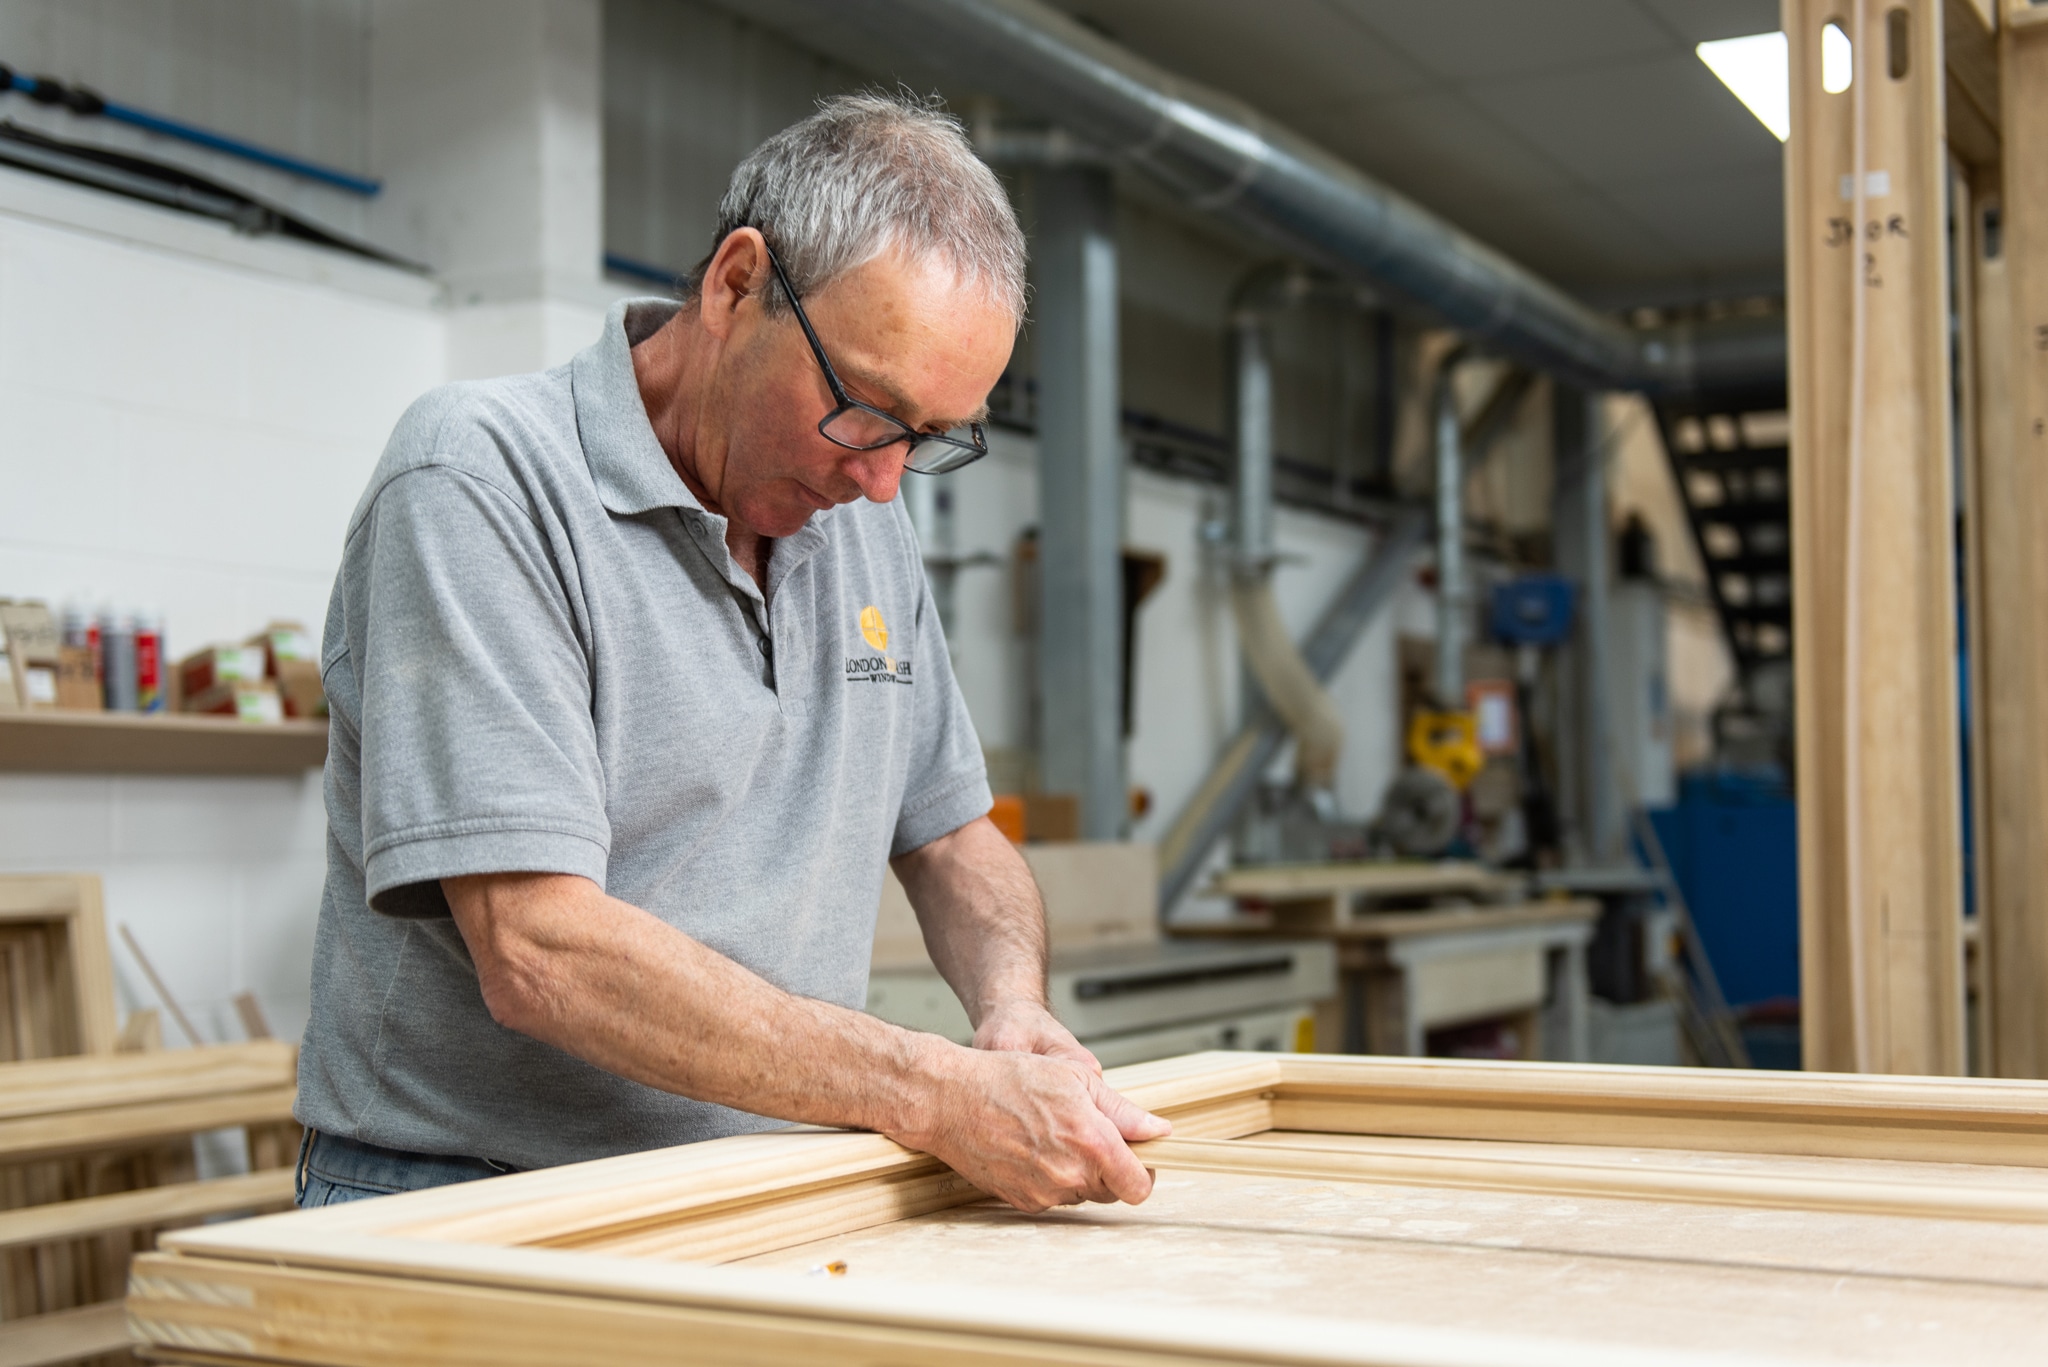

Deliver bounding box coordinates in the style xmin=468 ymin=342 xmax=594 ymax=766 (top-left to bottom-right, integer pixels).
xmin=0 ymin=711 xmax=327 ymax=776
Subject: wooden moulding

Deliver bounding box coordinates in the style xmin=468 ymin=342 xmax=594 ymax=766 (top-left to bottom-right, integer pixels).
xmin=126 ymin=1053 xmax=2048 ymax=1367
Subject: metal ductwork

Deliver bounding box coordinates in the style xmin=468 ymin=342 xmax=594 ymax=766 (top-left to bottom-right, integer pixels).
xmin=707 ymin=0 xmax=1784 ymax=397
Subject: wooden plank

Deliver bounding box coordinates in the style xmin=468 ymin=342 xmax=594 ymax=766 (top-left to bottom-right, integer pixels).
xmin=0 ymin=1168 xmax=292 ymax=1251
xmin=127 ymin=1240 xmax=1809 ymax=1367
xmin=0 ymin=1299 xmax=131 ymax=1367
xmin=1945 ymin=0 xmax=2002 ymax=163
xmin=0 ymin=1042 xmax=297 ymax=1161
xmin=0 ymin=1042 xmax=297 ymax=1121
xmin=61 ymin=879 xmax=114 ymax=1059
xmin=1787 ymin=0 xmax=1967 ymax=1075
xmin=1171 ymin=899 xmax=1597 ymax=940
xmin=1206 ymin=861 xmax=1525 ymax=905
xmin=1975 ymin=0 xmax=2048 ymax=1077
xmin=0 ymin=712 xmax=326 ymax=777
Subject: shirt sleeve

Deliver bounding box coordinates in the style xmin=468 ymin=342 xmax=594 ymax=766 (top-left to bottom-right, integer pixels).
xmin=348 ymin=464 xmax=610 ymax=916
xmin=890 ymin=568 xmax=993 ymax=857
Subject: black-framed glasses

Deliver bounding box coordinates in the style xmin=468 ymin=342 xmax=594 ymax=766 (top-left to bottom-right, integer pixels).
xmin=761 ymin=243 xmax=988 ymax=476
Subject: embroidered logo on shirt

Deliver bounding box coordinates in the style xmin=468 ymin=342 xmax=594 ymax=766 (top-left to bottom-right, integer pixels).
xmin=846 ymin=605 xmax=913 ymax=685
xmin=859 ymin=605 xmax=889 ymax=652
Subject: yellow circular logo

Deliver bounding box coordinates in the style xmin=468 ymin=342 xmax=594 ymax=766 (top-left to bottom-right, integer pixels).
xmin=859 ymin=605 xmax=889 ymax=653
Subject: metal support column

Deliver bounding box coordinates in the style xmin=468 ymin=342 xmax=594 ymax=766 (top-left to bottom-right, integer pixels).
xmin=1034 ymin=166 xmax=1126 ymax=840
xmin=1552 ymin=384 xmax=1618 ymax=865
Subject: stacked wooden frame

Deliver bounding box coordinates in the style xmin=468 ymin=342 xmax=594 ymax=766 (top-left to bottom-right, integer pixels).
xmin=0 ymin=876 xmax=300 ymax=1365
xmin=129 ymin=1052 xmax=2048 ymax=1364
xmin=1790 ymin=0 xmax=2048 ymax=1075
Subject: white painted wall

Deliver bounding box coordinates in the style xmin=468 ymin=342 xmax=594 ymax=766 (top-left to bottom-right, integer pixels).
xmin=0 ymin=0 xmax=376 ymax=239
xmin=0 ymin=168 xmax=445 ymax=1044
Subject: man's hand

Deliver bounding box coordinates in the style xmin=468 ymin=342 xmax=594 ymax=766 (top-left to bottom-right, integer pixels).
xmin=972 ymin=999 xmax=1102 ymax=1076
xmin=893 ymin=1045 xmax=1171 ymax=1213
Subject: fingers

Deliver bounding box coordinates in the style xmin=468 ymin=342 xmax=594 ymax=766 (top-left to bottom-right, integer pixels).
xmin=1043 ymin=1038 xmax=1104 ymax=1075
xmin=1087 ymin=1117 xmax=1158 ymax=1205
xmin=1086 ymin=1072 xmax=1173 ymax=1142
xmin=927 ymin=1049 xmax=1168 ymax=1212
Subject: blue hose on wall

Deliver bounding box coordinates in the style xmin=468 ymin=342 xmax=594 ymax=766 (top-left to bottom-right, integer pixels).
xmin=0 ymin=64 xmax=380 ymax=196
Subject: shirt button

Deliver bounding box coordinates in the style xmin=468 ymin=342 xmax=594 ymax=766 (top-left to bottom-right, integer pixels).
xmin=757 ymin=637 xmax=772 ymax=656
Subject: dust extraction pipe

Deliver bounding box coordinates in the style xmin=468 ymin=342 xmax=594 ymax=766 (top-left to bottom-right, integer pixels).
xmin=1227 ymin=300 xmax=1345 ymax=792
xmin=1433 ymin=349 xmax=1472 ymax=708
xmin=708 ymin=0 xmax=1783 ymax=395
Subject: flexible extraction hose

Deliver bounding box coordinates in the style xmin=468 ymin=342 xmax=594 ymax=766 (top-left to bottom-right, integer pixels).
xmin=1228 ymin=576 xmax=1346 ymax=790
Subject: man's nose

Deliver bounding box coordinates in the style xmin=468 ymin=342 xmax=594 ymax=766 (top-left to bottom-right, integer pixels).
xmin=842 ymin=446 xmax=907 ymax=504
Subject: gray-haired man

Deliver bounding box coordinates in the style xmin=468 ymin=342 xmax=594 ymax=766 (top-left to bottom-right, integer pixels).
xmin=294 ymin=94 xmax=1169 ymax=1213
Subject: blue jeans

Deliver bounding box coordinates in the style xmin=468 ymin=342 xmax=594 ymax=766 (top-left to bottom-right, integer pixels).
xmin=294 ymin=1128 xmax=522 ymax=1208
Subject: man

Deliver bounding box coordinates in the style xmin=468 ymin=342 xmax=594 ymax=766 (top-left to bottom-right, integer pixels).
xmin=294 ymin=93 xmax=1169 ymax=1214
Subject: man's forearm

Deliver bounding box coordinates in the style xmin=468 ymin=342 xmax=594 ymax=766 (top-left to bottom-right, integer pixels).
xmin=444 ymin=872 xmax=955 ymax=1140
xmin=444 ymin=863 xmax=1170 ymax=1213
xmin=890 ymin=817 xmax=1048 ymax=1025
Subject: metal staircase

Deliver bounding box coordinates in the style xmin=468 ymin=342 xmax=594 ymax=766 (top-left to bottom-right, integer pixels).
xmin=1652 ymin=387 xmax=1793 ymax=687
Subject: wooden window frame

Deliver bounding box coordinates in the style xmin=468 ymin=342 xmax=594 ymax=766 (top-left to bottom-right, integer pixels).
xmin=128 ymin=1051 xmax=2048 ymax=1366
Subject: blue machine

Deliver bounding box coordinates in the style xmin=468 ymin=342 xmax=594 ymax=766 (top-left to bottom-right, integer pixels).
xmin=1489 ymin=574 xmax=1576 ymax=648
xmin=1649 ymin=772 xmax=1799 ymax=1010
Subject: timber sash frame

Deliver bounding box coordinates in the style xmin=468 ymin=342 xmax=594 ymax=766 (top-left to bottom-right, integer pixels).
xmin=128 ymin=1052 xmax=2048 ymax=1366
xmin=0 ymin=874 xmax=118 ymax=1061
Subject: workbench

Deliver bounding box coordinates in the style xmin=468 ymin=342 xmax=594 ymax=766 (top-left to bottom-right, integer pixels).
xmin=1205 ymin=859 xmax=1528 ymax=926
xmin=1179 ymin=899 xmax=1599 ymax=1060
xmin=126 ymin=1052 xmax=2048 ymax=1365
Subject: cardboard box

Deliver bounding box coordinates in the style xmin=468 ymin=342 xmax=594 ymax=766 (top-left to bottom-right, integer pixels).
xmin=1023 ymin=792 xmax=1081 ymax=843
xmin=274 ymin=658 xmax=327 ymax=720
xmin=185 ymin=679 xmax=284 ymax=724
xmin=178 ymin=645 xmax=267 ymax=704
xmin=247 ymin=621 xmax=316 ymax=672
xmin=55 ymin=645 xmax=102 ymax=711
xmin=0 ymin=601 xmax=62 ymax=712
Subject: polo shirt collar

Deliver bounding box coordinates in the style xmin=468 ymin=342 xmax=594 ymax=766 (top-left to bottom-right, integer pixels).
xmin=571 ymin=301 xmax=841 ymax=554
xmin=574 ymin=298 xmax=704 ymax=517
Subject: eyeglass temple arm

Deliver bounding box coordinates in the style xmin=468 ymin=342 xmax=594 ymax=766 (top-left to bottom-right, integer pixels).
xmin=762 ymin=245 xmax=859 ymax=406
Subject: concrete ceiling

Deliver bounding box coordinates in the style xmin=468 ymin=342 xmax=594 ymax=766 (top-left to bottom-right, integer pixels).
xmin=1042 ymin=0 xmax=1786 ymax=309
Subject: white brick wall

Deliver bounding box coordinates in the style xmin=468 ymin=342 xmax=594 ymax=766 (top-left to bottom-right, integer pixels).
xmin=0 ymin=167 xmax=443 ymax=1043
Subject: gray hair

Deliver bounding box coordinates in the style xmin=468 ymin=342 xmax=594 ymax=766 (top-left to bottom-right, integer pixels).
xmin=695 ymin=91 xmax=1027 ymax=323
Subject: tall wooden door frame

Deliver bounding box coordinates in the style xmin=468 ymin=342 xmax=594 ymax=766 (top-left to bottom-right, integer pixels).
xmin=1787 ymin=0 xmax=1967 ymax=1076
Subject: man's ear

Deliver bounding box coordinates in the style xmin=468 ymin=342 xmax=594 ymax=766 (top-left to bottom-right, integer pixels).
xmin=697 ymin=228 xmax=770 ymax=341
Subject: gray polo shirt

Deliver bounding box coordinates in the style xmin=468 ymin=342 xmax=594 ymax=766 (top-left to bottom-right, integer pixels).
xmin=296 ymin=299 xmax=991 ymax=1170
